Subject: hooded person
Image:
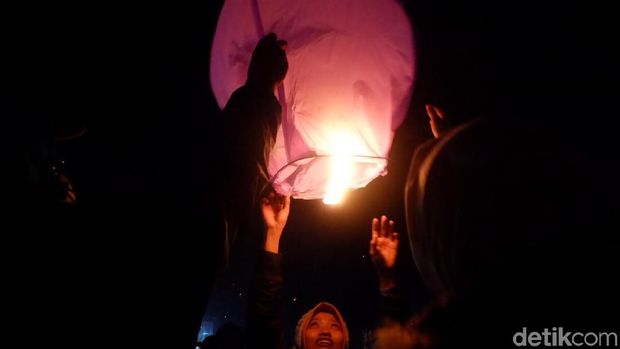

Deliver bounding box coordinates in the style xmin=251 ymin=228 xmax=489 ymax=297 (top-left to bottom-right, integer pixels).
xmin=372 ymin=116 xmax=620 ymax=349
xmin=247 ymin=193 xmax=353 ymax=349
xmin=294 ymin=302 xmax=350 ymax=349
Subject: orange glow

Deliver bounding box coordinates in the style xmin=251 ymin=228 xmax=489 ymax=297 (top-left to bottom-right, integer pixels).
xmin=322 ymin=130 xmax=363 ymax=205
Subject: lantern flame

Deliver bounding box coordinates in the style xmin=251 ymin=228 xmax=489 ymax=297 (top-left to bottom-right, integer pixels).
xmin=322 ymin=154 xmax=352 ymax=204
xmin=322 ymin=130 xmax=360 ymax=205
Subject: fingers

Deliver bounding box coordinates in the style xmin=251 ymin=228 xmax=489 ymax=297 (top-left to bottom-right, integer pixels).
xmin=279 ymin=195 xmax=291 ymax=213
xmin=435 ymin=105 xmax=445 ymax=119
xmin=372 ymin=218 xmax=380 ymax=237
xmin=388 ymin=220 xmax=397 ymax=240
xmin=377 ymin=215 xmax=399 ymax=240
xmin=262 ymin=192 xmax=275 ymax=206
xmin=261 ymin=193 xmax=273 ymax=204
xmin=425 ymin=104 xmax=437 ymax=122
xmin=369 ymin=236 xmax=376 ymax=255
xmin=381 ymin=215 xmax=390 ymax=237
xmin=274 ymin=193 xmax=287 ymax=208
xmin=425 ymin=104 xmax=445 ymax=121
xmin=374 ymin=216 xmax=397 ymax=237
xmin=370 ymin=217 xmax=379 ymax=254
xmin=426 ymin=104 xmax=449 ymax=139
xmin=263 ymin=192 xmax=291 ymax=211
xmin=261 ymin=33 xmax=287 ymax=52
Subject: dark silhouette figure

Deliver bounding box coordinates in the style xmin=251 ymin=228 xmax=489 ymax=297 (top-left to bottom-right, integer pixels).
xmin=187 ymin=32 xmax=288 ymax=349
xmin=213 ymin=32 xmax=288 ymax=260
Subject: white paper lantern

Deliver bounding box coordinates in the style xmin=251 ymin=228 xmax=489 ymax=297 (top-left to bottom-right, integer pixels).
xmin=211 ymin=0 xmax=415 ymax=203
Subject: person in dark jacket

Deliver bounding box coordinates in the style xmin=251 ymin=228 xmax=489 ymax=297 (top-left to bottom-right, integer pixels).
xmin=214 ymin=33 xmax=289 ymax=261
xmin=186 ymin=33 xmax=288 ymax=349
xmin=247 ymin=192 xmax=350 ymax=349
xmin=245 ymin=192 xmax=290 ymax=349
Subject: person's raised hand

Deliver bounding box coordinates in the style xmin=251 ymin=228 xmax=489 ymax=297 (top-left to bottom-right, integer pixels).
xmin=261 ymin=192 xmax=291 ymax=253
xmin=426 ymin=104 xmax=449 ymax=139
xmin=370 ymin=215 xmax=399 ymax=290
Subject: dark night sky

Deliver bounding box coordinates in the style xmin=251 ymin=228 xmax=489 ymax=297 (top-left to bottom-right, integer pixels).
xmin=2 ymin=0 xmax=618 ymax=348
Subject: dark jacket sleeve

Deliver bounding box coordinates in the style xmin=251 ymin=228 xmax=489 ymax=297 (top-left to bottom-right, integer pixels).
xmin=378 ymin=285 xmax=411 ymax=324
xmin=246 ymin=251 xmax=285 ymax=349
xmin=216 ymin=86 xmax=282 ymax=224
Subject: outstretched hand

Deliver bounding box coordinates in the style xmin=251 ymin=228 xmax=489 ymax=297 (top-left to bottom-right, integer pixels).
xmin=370 ymin=216 xmax=399 ymax=290
xmin=261 ymin=192 xmax=291 ymax=253
xmin=426 ymin=104 xmax=449 ymax=139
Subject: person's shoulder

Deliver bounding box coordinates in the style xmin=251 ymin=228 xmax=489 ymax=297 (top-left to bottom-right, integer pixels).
xmin=226 ymin=85 xmax=269 ymax=104
xmin=223 ymin=84 xmax=281 ymax=119
xmin=228 ymin=85 xmax=250 ymax=100
xmin=222 ymin=86 xmax=250 ymax=113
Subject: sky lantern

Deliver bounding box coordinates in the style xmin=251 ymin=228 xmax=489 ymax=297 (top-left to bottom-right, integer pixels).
xmin=211 ymin=0 xmax=415 ymax=204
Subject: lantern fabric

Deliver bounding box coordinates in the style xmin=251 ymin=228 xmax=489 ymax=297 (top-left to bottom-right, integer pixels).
xmin=211 ymin=0 xmax=414 ymax=200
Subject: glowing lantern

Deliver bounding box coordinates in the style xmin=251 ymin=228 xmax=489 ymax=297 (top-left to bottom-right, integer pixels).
xmin=211 ymin=0 xmax=415 ymax=204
